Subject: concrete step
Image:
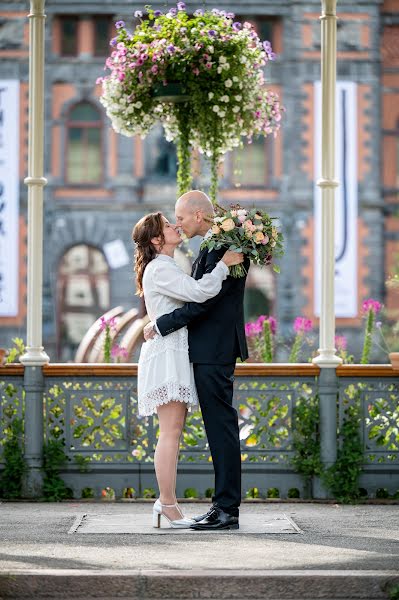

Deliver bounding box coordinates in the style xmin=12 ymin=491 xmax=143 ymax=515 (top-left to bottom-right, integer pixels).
xmin=0 ymin=570 xmax=397 ymax=599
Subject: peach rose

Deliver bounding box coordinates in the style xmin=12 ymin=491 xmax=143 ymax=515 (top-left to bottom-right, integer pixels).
xmin=243 ymin=219 xmax=256 ymax=232
xmin=254 ymin=231 xmax=265 ymax=244
xmin=212 ymin=224 xmax=221 ymax=235
xmin=230 ymin=210 xmax=237 ymax=217
xmin=220 ymin=218 xmax=235 ymax=232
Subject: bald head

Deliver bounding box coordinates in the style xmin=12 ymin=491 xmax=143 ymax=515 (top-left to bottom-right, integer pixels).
xmin=175 ymin=190 xmax=215 ymax=238
xmin=177 ymin=190 xmax=214 ymax=215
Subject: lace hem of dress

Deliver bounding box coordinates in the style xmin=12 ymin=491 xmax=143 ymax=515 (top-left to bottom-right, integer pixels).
xmin=139 ymin=380 xmax=198 ymax=417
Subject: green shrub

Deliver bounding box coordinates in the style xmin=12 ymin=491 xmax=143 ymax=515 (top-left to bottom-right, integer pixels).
xmin=267 ymin=487 xmax=280 ymax=498
xmin=184 ymin=487 xmax=199 ymax=499
xmin=376 ymin=487 xmax=389 ymax=499
xmin=142 ymin=487 xmax=156 ymax=499
xmin=388 ymin=584 xmax=399 ymax=600
xmin=0 ymin=418 xmax=27 ymax=499
xmin=42 ymin=439 xmax=73 ymax=501
xmin=205 ymin=487 xmax=214 ymax=498
xmin=287 ymin=487 xmax=300 ymax=499
xmin=123 ymin=487 xmax=136 ymax=498
xmin=246 ymin=487 xmax=260 ymax=499
xmin=81 ymin=487 xmax=95 ymax=499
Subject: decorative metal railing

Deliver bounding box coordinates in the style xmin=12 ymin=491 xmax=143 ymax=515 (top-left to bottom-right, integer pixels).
xmin=1 ymin=364 xmax=398 ymax=499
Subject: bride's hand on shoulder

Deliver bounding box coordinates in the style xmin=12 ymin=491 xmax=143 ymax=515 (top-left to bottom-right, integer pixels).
xmin=222 ymin=250 xmax=244 ymax=267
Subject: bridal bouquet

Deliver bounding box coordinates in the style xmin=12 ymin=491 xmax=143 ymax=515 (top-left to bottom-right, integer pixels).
xmin=201 ymin=205 xmax=284 ymax=277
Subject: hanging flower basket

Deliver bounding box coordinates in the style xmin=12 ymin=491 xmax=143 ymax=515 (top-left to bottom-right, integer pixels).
xmin=97 ymin=3 xmax=283 ymax=203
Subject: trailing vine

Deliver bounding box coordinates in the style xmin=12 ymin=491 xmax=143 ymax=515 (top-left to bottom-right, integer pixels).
xmin=0 ymin=418 xmax=27 ymax=499
xmin=176 ymin=106 xmax=193 ymax=197
xmin=42 ymin=439 xmax=73 ymax=501
xmin=291 ymin=386 xmax=363 ymax=502
xmin=291 ymin=394 xmax=322 ymax=496
xmin=321 ymin=387 xmax=363 ymax=502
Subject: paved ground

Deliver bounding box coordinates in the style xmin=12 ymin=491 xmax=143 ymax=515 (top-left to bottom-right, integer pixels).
xmin=0 ymin=501 xmax=398 ymax=572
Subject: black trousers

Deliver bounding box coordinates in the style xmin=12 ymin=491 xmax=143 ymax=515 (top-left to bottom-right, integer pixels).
xmin=193 ymin=363 xmax=241 ymax=516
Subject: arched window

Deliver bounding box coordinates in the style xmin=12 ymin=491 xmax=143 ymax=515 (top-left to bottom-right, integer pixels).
xmin=66 ymin=102 xmax=102 ymax=184
xmin=56 ymin=245 xmax=110 ymax=360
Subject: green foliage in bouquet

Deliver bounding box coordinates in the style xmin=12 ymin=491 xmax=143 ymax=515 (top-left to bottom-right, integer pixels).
xmin=98 ymin=4 xmax=282 ymax=202
xmin=201 ymin=205 xmax=284 ymax=277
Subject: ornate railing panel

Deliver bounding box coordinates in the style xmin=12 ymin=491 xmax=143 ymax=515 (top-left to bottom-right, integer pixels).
xmin=338 ymin=377 xmax=399 ymax=465
xmin=0 ymin=364 xmax=398 ymax=497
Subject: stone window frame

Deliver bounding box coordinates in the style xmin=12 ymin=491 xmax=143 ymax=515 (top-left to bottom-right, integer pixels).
xmin=64 ymin=101 xmax=104 ymax=186
xmin=59 ymin=15 xmax=79 ymax=57
xmin=93 ymin=16 xmax=114 ymax=58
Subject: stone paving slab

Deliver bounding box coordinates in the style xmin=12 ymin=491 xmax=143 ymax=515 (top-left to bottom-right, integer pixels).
xmin=69 ymin=511 xmax=301 ymax=535
xmin=0 ymin=569 xmax=397 ymax=599
xmin=0 ymin=502 xmax=398 ymax=573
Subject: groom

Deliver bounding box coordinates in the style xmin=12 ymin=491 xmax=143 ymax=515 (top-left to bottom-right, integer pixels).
xmin=144 ymin=190 xmax=249 ymax=530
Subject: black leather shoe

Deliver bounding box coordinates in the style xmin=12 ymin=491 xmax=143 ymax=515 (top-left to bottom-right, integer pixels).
xmin=190 ymin=506 xmax=239 ymax=531
xmin=192 ymin=503 xmax=218 ymax=523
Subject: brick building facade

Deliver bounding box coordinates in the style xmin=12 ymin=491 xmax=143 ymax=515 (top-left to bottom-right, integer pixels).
xmin=0 ymin=0 xmax=398 ymax=361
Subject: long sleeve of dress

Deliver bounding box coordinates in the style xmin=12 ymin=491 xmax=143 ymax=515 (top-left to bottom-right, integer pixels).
xmin=153 ymin=258 xmax=228 ymax=303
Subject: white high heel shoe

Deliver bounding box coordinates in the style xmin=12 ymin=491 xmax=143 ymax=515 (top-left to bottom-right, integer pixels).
xmin=152 ymin=499 xmax=194 ymax=529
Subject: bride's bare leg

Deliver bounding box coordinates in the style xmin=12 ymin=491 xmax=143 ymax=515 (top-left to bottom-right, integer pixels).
xmin=154 ymin=401 xmax=187 ymax=521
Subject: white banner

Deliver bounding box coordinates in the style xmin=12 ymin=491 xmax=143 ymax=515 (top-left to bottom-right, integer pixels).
xmin=314 ymin=81 xmax=358 ymax=318
xmin=0 ymin=80 xmax=20 ymax=317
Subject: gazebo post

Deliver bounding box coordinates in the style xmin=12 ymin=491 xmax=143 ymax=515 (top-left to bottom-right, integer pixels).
xmin=312 ymin=0 xmax=342 ymax=369
xmin=20 ymin=0 xmax=48 ymax=496
xmin=312 ymin=0 xmax=342 ymax=497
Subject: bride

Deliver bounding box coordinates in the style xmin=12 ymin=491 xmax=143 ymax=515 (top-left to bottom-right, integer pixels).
xmin=132 ymin=211 xmax=243 ymax=528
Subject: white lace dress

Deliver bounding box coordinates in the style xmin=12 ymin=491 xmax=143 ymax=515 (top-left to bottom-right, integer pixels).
xmin=137 ymin=254 xmax=228 ymax=416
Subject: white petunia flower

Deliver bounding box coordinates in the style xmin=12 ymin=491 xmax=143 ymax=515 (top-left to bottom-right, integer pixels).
xmin=208 ymin=92 xmax=214 ymax=99
xmin=225 ymin=79 xmax=232 ymax=87
xmin=212 ymin=105 xmax=219 ymax=112
xmin=219 ymin=56 xmax=227 ymax=64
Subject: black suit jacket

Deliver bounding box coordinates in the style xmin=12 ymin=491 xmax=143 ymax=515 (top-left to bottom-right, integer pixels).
xmin=156 ymin=247 xmax=249 ymax=365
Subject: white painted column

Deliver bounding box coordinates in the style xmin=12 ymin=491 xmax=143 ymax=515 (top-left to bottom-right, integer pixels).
xmin=20 ymin=0 xmax=49 ymax=366
xmin=313 ymin=0 xmax=342 ymax=368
